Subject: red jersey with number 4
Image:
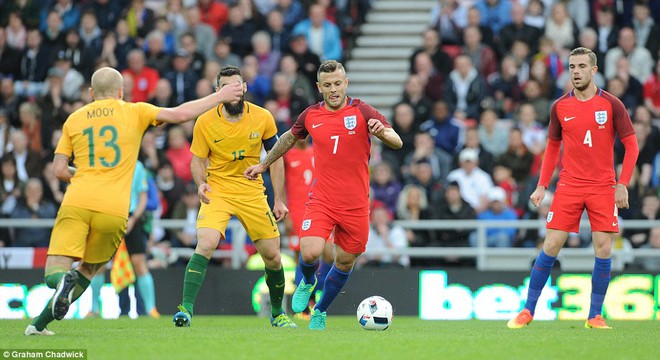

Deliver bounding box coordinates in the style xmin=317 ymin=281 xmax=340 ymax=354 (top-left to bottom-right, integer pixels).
xmin=284 ymin=145 xmax=314 ymax=235
xmin=291 ymin=97 xmax=390 ymax=211
xmin=548 ymin=88 xmax=635 ymax=192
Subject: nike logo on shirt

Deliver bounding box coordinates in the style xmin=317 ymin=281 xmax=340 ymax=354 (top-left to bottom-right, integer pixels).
xmin=312 ymin=123 xmax=324 ymax=128
xmin=213 ymin=139 xmax=224 ymax=143
xmin=563 ymin=116 xmax=576 ymax=122
xmin=290 ymin=161 xmax=301 ymax=168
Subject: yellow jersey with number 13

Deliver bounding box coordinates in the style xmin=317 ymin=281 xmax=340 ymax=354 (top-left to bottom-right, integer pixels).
xmin=55 ymin=98 xmax=160 ymax=219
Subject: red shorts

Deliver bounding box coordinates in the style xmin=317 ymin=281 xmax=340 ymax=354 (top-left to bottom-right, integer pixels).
xmin=299 ymin=200 xmax=369 ymax=254
xmin=547 ymin=187 xmax=618 ymax=233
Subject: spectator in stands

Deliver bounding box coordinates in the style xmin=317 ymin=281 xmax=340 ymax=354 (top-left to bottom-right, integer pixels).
xmin=486 ymin=55 xmax=523 ymax=118
xmin=275 ymin=0 xmax=305 ymax=31
xmin=0 ymin=154 xmax=24 ymax=218
xmin=544 ymin=2 xmax=578 ymax=51
xmin=477 ymin=109 xmax=508 ymax=157
xmin=607 ymin=78 xmax=639 ymax=115
xmin=113 ymin=19 xmax=137 ymax=72
xmin=198 ymin=0 xmax=229 ymax=34
xmin=498 ymin=2 xmax=541 ymax=56
xmin=266 ymin=9 xmax=291 ymax=54
xmin=10 ymin=178 xmax=57 ymax=247
xmin=52 ymin=53 xmax=85 ymax=102
xmin=0 ymin=28 xmax=21 ymax=78
xmin=594 ymin=5 xmax=619 ymax=58
xmin=278 ymin=53 xmax=316 ymax=104
xmin=37 ymin=73 xmax=67 ymax=143
xmin=6 ymin=11 xmax=26 ymax=51
xmin=183 ymin=6 xmax=217 ymax=61
xmin=150 ymin=78 xmax=175 ymax=107
xmin=155 ymin=159 xmax=185 ymax=219
xmin=413 ymin=50 xmax=446 ymax=103
xmin=292 ymin=2 xmax=342 ymax=61
xmin=169 ymin=182 xmax=200 ymax=248
xmin=266 ymin=72 xmax=309 ymax=133
xmin=577 ymin=28 xmax=605 ymax=77
xmin=123 ymin=49 xmax=160 ymax=103
xmin=0 ymin=111 xmax=14 ymax=158
xmin=510 ymin=40 xmax=531 ymax=85
xmin=643 ymin=60 xmax=660 ymax=118
xmin=605 ymin=27 xmax=654 ymax=83
xmin=17 ymin=102 xmax=43 ymax=154
xmin=124 ymin=0 xmax=156 ymax=40
xmin=40 ymin=0 xmax=81 ymax=33
xmin=420 ymin=100 xmax=461 ymax=154
xmin=407 ymin=156 xmax=444 ymax=198
xmin=79 ymin=10 xmax=103 ymax=56
xmin=454 ymin=126 xmax=495 ymax=174
xmin=516 ymin=103 xmax=546 ymax=156
xmin=473 ymin=186 xmax=518 ymax=247
xmin=86 ymin=0 xmax=123 ymax=31
xmin=409 ymin=28 xmax=453 ymax=78
xmin=221 ymin=4 xmax=258 ymax=59
xmin=522 ymin=79 xmax=551 ymax=125
xmin=461 ymin=26 xmax=497 ymax=79
xmin=617 ymin=106 xmax=658 ymax=194
xmin=241 ymin=54 xmax=271 ymax=105
xmin=0 ymin=76 xmax=20 ymax=127
xmin=523 ymin=0 xmax=546 ymax=29
xmin=429 ymin=0 xmax=468 ymax=46
xmin=632 ymin=0 xmax=660 ymax=60
xmin=625 ymin=189 xmax=660 ymax=248
xmin=431 ymin=180 xmax=476 ymax=247
xmin=165 ymin=0 xmax=188 ymax=39
xmin=165 ymin=125 xmax=192 ymax=184
xmin=165 ymin=48 xmax=198 ymax=104
xmin=638 ymin=227 xmax=660 ymax=271
xmin=152 ymin=16 xmax=177 ymax=55
xmin=446 ymin=148 xmax=494 ymax=213
xmin=443 ymin=54 xmax=488 ymax=121
xmin=396 ymin=183 xmax=432 ymax=253
xmin=497 ymin=127 xmax=535 ymax=186
xmin=371 ymin=162 xmax=402 ymax=216
xmin=529 ymin=58 xmax=555 ymax=100
xmin=399 ymin=74 xmax=433 ymax=126
xmin=287 ymin=33 xmax=321 ymax=86
xmin=534 ymin=36 xmax=565 ymax=81
xmin=211 ymin=38 xmax=242 ymax=69
xmin=252 ymin=31 xmax=280 ymax=80
xmin=10 ymin=130 xmax=41 ymax=182
xmin=384 ymin=103 xmax=418 ymax=175
xmin=492 ymin=162 xmax=517 ymax=207
xmin=40 ymin=156 xmax=65 ymax=206
xmin=403 ymin=132 xmax=453 ymax=185
xmin=1 ymin=0 xmax=41 ymax=29
xmin=144 ymin=30 xmax=171 ymax=75
xmin=475 ymin=0 xmax=511 ymax=35
xmin=362 ymin=205 xmax=409 ymax=268
xmin=15 ymin=29 xmax=51 ymax=98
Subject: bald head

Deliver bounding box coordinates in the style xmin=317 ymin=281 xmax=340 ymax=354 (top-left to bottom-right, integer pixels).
xmin=91 ymin=67 xmax=123 ymax=99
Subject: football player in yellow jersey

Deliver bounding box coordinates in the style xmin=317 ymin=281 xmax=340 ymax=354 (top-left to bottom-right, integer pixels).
xmin=25 ymin=67 xmax=243 ymax=336
xmin=173 ymin=65 xmax=296 ymax=328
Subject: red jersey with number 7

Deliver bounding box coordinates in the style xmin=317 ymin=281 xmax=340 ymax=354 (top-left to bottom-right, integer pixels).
xmin=291 ymin=97 xmax=391 ymax=211
xmin=548 ymin=88 xmax=635 ymax=192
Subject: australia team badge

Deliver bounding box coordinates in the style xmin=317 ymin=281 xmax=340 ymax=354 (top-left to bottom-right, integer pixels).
xmin=344 ymin=115 xmax=357 ymax=130
xmin=594 ymin=111 xmax=607 ymax=125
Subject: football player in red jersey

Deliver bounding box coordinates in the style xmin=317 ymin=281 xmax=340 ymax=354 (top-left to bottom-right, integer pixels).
xmin=508 ymin=47 xmax=639 ymax=330
xmin=245 ymin=60 xmax=402 ymax=330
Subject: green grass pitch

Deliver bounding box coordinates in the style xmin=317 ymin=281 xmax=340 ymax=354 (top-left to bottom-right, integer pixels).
xmin=4 ymin=316 xmax=659 ymax=360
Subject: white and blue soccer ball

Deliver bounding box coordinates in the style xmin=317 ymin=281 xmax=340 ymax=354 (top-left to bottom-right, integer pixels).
xmin=356 ymin=296 xmax=393 ymax=331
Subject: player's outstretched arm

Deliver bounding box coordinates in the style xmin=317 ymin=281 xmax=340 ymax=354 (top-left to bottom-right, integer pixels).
xmin=368 ymin=118 xmax=402 ymax=149
xmin=244 ymin=130 xmax=298 ymax=180
xmin=156 ymin=82 xmax=243 ymax=124
xmin=52 ymin=154 xmax=75 ymax=183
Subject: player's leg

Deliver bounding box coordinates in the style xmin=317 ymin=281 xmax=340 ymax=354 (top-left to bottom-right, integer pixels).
xmin=126 ymin=216 xmax=158 ymax=318
xmin=584 ymin=193 xmax=616 ymax=329
xmin=88 ymin=268 xmax=105 ymax=317
xmin=316 ymin=236 xmax=335 ymax=294
xmin=508 ymin=190 xmax=581 ymax=329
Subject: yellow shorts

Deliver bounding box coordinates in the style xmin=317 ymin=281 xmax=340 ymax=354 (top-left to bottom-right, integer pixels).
xmin=48 ymin=206 xmax=127 ymax=264
xmin=196 ymin=194 xmax=280 ymax=241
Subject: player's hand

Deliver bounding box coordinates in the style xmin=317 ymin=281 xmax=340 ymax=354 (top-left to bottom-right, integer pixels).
xmin=272 ymin=201 xmax=289 ymax=222
xmin=217 ymin=81 xmax=243 ymax=103
xmin=615 ymin=183 xmax=629 ymax=209
xmin=126 ymin=216 xmax=136 ymax=234
xmin=368 ymin=118 xmax=385 ymax=137
xmin=244 ymin=163 xmax=267 ymax=180
xmin=198 ymin=183 xmax=212 ymax=204
xmin=529 ymin=186 xmax=546 ymax=207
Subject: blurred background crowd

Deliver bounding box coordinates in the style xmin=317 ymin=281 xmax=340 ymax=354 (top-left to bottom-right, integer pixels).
xmin=0 ymin=0 xmax=659 ymax=270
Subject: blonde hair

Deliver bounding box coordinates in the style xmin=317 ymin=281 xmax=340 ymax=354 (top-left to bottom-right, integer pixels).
xmin=569 ymin=47 xmax=597 ymax=67
xmin=91 ymin=67 xmax=123 ymax=98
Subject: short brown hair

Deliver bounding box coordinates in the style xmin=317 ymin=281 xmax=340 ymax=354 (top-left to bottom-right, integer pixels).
xmin=216 ymin=65 xmax=243 ymax=86
xmin=316 ymin=60 xmax=345 ymax=81
xmin=569 ymin=47 xmax=597 ymax=67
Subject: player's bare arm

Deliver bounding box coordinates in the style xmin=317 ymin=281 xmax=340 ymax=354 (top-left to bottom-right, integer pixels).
xmin=268 ymin=156 xmax=289 ymax=221
xmin=156 ymin=82 xmax=243 ymax=124
xmin=368 ymin=118 xmax=402 ymax=149
xmin=244 ymin=130 xmax=298 ymax=180
xmin=52 ymin=154 xmax=75 ymax=182
xmin=191 ymin=154 xmax=212 ymax=204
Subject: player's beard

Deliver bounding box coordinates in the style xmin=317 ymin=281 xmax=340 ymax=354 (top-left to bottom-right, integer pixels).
xmin=572 ymin=75 xmax=591 ymax=91
xmin=224 ymin=98 xmax=244 ymax=115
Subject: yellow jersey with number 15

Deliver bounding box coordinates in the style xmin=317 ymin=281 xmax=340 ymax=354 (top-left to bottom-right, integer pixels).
xmin=191 ymin=102 xmax=278 ymax=199
xmin=55 ymin=98 xmax=161 ymax=219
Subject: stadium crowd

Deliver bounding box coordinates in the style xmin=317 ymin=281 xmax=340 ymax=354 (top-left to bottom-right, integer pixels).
xmin=0 ymin=0 xmax=659 ymax=269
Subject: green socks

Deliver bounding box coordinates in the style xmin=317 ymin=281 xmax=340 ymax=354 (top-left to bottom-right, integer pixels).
xmin=265 ymin=266 xmax=285 ymax=317
xmin=182 ymin=253 xmax=209 ymax=316
xmin=33 ymin=270 xmax=91 ymax=331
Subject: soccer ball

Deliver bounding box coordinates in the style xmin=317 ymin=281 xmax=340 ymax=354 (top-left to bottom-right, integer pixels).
xmin=356 ymin=296 xmax=393 ymax=330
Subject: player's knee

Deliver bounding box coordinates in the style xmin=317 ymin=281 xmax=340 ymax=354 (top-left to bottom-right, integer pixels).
xmin=195 ymin=238 xmax=220 ymax=258
xmin=262 ymin=253 xmax=282 ymax=269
